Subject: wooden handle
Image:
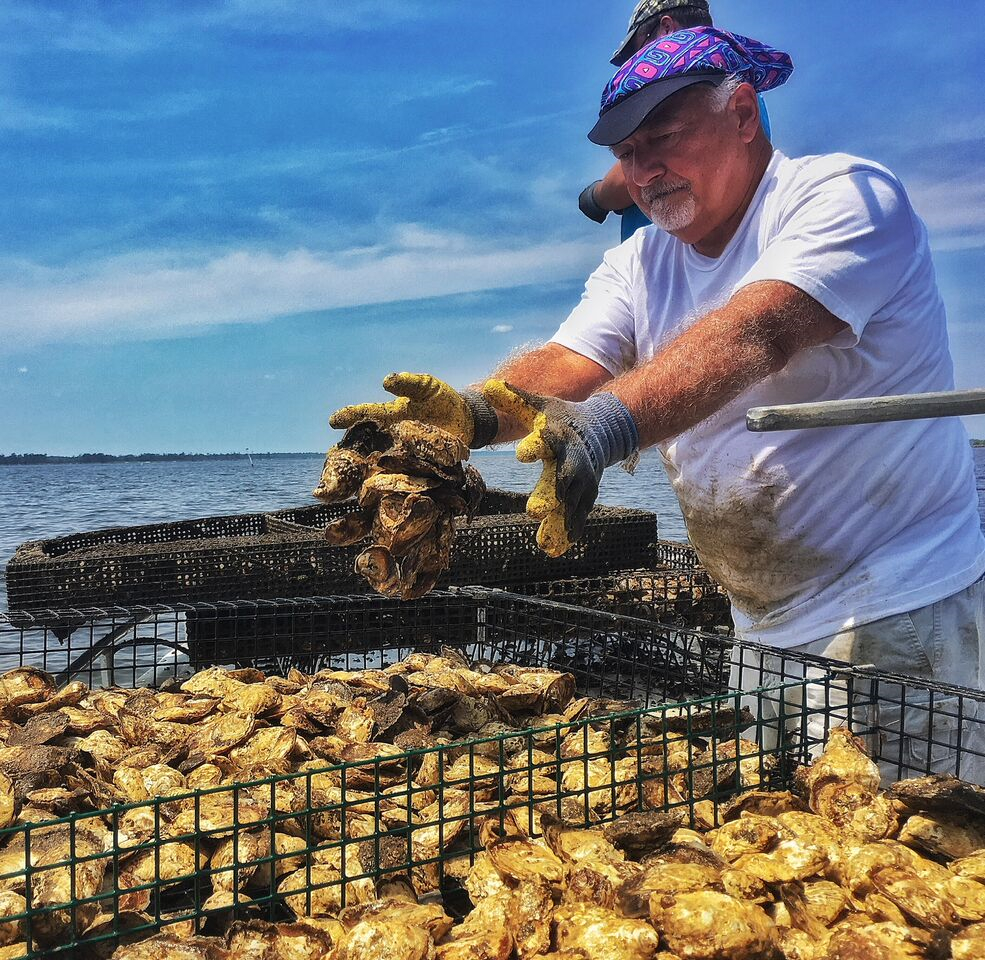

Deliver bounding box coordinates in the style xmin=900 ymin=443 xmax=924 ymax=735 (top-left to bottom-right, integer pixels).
xmin=747 ymin=389 xmax=985 ymax=432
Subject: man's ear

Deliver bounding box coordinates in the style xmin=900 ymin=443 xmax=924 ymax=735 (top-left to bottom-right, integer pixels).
xmin=658 ymin=15 xmax=677 ymax=35
xmin=732 ymin=83 xmax=761 ymax=143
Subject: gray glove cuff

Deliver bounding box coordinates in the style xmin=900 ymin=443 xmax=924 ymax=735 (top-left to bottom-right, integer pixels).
xmin=578 ymin=181 xmax=609 ymax=224
xmin=460 ymin=390 xmax=500 ymax=449
xmin=580 ymin=393 xmax=639 ymax=472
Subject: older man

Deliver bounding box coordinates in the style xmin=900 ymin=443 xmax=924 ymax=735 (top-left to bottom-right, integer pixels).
xmin=579 ymin=0 xmax=720 ymax=239
xmin=334 ymin=28 xmax=985 ymax=771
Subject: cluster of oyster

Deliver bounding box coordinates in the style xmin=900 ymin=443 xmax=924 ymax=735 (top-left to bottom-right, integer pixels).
xmin=312 ymin=419 xmax=485 ymax=599
xmin=0 ymin=660 xmax=764 ymax=957
xmin=102 ymin=734 xmax=985 ymax=960
xmin=441 ymin=741 xmax=985 ymax=960
xmin=597 ymin=572 xmax=732 ymax=633
xmin=114 ymin=731 xmax=985 ymax=960
xmin=7 ymin=656 xmax=985 ymax=960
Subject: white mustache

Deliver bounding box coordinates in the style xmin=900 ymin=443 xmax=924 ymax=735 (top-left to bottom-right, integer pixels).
xmin=641 ymin=182 xmax=691 ymax=204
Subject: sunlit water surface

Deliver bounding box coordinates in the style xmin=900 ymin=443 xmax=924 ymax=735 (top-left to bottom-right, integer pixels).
xmin=1 ymin=449 xmax=983 ymax=612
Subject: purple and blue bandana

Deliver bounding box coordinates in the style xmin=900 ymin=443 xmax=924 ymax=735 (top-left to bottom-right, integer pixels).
xmin=589 ymin=26 xmax=794 ymax=145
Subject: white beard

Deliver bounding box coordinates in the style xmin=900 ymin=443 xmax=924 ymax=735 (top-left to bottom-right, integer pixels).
xmin=643 ymin=186 xmax=696 ymax=233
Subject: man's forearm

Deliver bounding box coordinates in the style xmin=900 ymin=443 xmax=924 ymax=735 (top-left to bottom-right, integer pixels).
xmin=579 ymin=162 xmax=634 ymax=222
xmin=593 ymin=161 xmax=634 ymax=213
xmin=606 ymin=281 xmax=847 ymax=448
xmin=474 ymin=343 xmax=614 ymax=443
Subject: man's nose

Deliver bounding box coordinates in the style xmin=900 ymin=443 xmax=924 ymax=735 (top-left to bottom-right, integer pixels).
xmin=631 ymin=150 xmax=665 ymax=187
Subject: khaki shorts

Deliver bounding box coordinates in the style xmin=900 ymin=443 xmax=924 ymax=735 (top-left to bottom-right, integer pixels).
xmin=731 ymin=574 xmax=985 ymax=784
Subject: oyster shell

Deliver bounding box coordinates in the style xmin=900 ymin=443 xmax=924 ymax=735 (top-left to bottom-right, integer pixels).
xmin=373 ymin=494 xmax=442 ymax=554
xmin=324 ymin=509 xmax=375 ymax=547
xmin=796 ymin=726 xmax=880 ymax=827
xmin=355 ymin=546 xmax=402 ymax=597
xmin=313 ymin=420 xmax=391 ymax=504
xmin=225 ymin=918 xmax=334 ymax=960
xmin=331 ymin=914 xmax=434 ymax=960
xmin=319 ymin=418 xmax=483 ymax=600
xmin=389 ymin=420 xmax=469 ymax=468
xmin=0 ymin=891 xmax=24 ymax=946
xmin=554 ymin=903 xmax=660 ymax=960
xmin=951 ymin=922 xmax=985 ymax=960
xmin=485 ymin=836 xmax=564 ymax=885
xmin=899 ymin=811 xmax=985 ymax=860
xmin=652 ymin=890 xmax=778 ymax=960
xmin=435 ymin=889 xmax=513 ymax=959
xmin=30 ymin=825 xmax=106 ymax=947
xmin=108 ymin=932 xmax=230 ymax=959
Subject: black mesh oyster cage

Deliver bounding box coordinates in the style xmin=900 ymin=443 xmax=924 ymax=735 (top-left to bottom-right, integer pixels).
xmin=517 ymin=567 xmax=733 ymax=634
xmin=4 ymin=490 xmax=658 ymax=613
xmin=0 ymin=590 xmax=983 ymax=957
xmin=650 ymin=539 xmax=702 ymax=570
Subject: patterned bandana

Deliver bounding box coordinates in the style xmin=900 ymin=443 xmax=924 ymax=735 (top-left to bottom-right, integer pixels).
xmin=611 ymin=0 xmax=711 ymax=65
xmin=590 ymin=26 xmax=794 ymax=145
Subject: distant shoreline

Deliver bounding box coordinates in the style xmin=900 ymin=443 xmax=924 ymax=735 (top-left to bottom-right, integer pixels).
xmin=3 ymin=442 xmax=983 ymax=464
xmin=0 ymin=452 xmax=321 ymax=465
xmin=0 ymin=449 xmax=519 ymax=465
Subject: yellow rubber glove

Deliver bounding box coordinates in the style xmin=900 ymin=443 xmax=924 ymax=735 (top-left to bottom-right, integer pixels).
xmin=483 ymin=379 xmax=639 ymax=558
xmin=330 ymin=373 xmax=498 ymax=448
xmin=482 ymin=379 xmax=570 ymax=556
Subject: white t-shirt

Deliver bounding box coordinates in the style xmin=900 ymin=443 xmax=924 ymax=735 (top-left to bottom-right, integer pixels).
xmin=551 ymin=150 xmax=985 ymax=648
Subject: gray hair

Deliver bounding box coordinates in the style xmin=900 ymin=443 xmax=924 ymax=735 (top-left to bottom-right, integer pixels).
xmin=706 ymin=73 xmax=745 ymax=111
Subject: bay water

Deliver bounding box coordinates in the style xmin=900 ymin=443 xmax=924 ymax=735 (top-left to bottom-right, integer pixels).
xmin=1 ymin=448 xmax=983 ymax=612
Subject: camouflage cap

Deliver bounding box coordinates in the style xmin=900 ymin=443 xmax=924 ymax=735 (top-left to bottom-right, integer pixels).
xmin=611 ymin=0 xmax=711 ymax=65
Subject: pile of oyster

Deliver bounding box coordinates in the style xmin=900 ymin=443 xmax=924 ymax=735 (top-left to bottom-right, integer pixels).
xmin=112 ymin=730 xmax=985 ymax=960
xmin=313 ymin=419 xmax=485 ymax=599
xmin=597 ymin=572 xmax=732 ymax=633
xmin=0 ymin=661 xmax=764 ymax=957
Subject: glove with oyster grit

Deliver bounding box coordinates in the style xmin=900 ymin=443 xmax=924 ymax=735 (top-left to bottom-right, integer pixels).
xmin=330 ymin=372 xmax=498 ymax=449
xmin=482 ymin=380 xmax=639 ymax=557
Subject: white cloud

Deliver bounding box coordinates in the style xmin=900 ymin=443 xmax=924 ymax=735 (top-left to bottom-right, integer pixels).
xmin=910 ymin=175 xmax=985 ymax=245
xmin=0 ymin=228 xmax=602 ymax=349
xmin=0 ymin=1 xmax=440 ymax=55
xmin=903 ymin=157 xmax=985 ymax=252
xmin=491 ymin=324 xmax=513 ymax=333
xmin=17 ymin=367 xmax=27 ymax=374
xmin=395 ymin=77 xmax=493 ymax=105
xmin=0 ymin=94 xmax=75 ymax=132
xmin=263 ymin=373 xmax=276 ymax=380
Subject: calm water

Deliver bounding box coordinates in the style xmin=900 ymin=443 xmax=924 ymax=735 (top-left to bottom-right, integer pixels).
xmin=1 ymin=448 xmax=983 ymax=612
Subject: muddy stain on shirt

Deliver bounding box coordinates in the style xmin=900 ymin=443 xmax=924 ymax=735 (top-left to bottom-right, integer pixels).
xmin=675 ymin=461 xmax=835 ymax=623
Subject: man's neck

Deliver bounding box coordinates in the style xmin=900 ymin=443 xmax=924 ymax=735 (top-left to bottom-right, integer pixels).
xmin=692 ymin=139 xmax=774 ymax=258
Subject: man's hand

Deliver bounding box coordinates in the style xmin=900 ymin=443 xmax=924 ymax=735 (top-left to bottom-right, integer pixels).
xmin=483 ymin=379 xmax=638 ymax=557
xmin=330 ymin=373 xmax=498 ymax=448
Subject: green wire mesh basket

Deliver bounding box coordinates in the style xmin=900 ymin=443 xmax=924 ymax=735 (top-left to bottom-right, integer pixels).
xmin=0 ymin=590 xmax=981 ymax=957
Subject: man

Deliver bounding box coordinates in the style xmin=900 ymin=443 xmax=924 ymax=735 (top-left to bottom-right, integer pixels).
xmin=334 ymin=28 xmax=985 ymax=774
xmin=579 ymin=0 xmax=719 ymax=240
xmin=579 ymin=1 xmax=774 ymax=241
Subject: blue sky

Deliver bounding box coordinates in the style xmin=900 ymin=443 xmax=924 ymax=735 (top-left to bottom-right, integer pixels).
xmin=1 ymin=0 xmax=983 ymax=454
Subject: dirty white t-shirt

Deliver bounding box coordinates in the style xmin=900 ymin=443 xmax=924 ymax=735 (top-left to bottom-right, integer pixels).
xmin=551 ymin=150 xmax=985 ymax=648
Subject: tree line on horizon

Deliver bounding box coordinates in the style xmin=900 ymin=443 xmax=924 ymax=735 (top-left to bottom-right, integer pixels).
xmin=0 ymin=452 xmax=321 ymax=465
xmin=2 ymin=440 xmax=983 ymax=465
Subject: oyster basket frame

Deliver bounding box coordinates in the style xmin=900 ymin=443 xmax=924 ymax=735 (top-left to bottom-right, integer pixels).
xmin=4 ymin=492 xmax=658 ymax=614
xmin=650 ymin=539 xmax=702 ymax=570
xmin=516 ymin=567 xmax=733 ymax=634
xmin=1 ymin=590 xmax=983 ymax=957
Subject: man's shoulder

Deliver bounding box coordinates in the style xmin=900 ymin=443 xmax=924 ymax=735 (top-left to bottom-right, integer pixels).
xmin=773 ymin=151 xmax=902 ymax=193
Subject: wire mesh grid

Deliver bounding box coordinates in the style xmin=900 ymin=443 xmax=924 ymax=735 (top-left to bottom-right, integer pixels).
xmin=650 ymin=540 xmax=702 ymax=570
xmin=517 ymin=567 xmax=733 ymax=634
xmin=5 ymin=496 xmax=658 ymax=612
xmin=0 ymin=682 xmax=821 ymax=958
xmin=0 ymin=590 xmax=983 ymax=956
